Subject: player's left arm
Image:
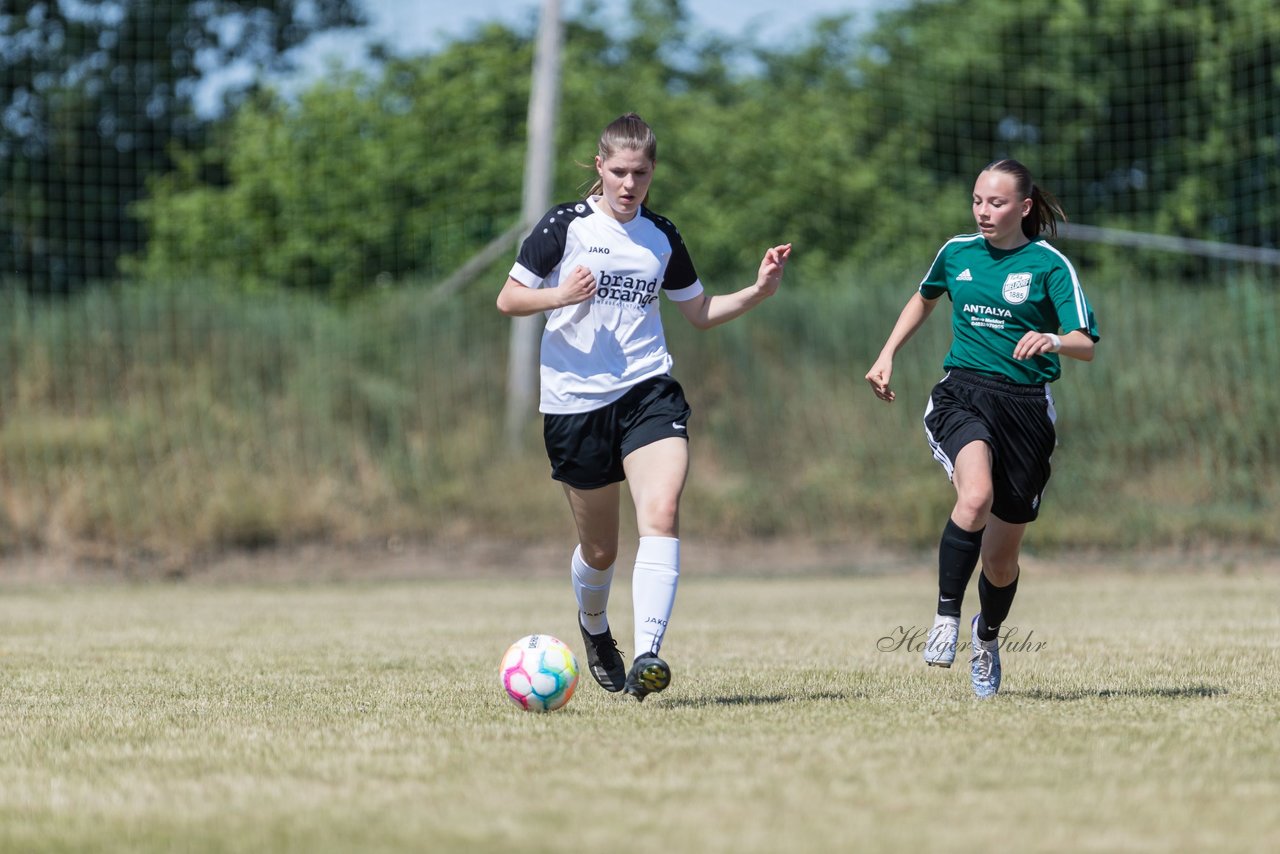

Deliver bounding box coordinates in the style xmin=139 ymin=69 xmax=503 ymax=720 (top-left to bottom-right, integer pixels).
xmin=1013 ymin=328 xmax=1095 ymax=361
xmin=1013 ymin=263 xmax=1099 ymax=362
xmin=675 ymin=243 xmax=792 ymax=330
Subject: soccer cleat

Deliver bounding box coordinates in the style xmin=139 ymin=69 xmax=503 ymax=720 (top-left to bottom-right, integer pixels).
xmin=579 ymin=621 xmax=627 ymax=692
xmin=923 ymin=613 xmax=961 ymax=668
xmin=969 ymin=615 xmax=1002 ymax=699
xmin=623 ymin=653 xmax=671 ymax=702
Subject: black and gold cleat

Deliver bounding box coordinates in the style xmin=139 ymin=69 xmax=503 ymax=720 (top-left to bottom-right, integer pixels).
xmin=623 ymin=653 xmax=671 ymax=702
xmin=579 ymin=621 xmax=627 ymax=692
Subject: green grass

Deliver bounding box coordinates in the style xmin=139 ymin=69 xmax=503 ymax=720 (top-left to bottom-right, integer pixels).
xmin=2 ymin=565 xmax=1277 ymax=852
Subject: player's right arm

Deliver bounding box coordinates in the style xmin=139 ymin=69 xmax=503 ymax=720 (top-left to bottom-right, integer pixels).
xmin=865 ymin=291 xmax=940 ymax=402
xmin=496 ymin=266 xmax=597 ymax=317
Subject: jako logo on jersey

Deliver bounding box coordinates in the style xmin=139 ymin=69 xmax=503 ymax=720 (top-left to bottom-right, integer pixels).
xmin=956 ymin=268 xmax=973 ymax=281
xmin=1002 ymin=273 xmax=1032 ymax=304
xmin=587 ymin=246 xmax=610 ymax=254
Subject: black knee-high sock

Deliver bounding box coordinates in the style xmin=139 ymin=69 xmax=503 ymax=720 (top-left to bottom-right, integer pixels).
xmin=977 ymin=571 xmax=1019 ymax=642
xmin=937 ymin=519 xmax=984 ymax=618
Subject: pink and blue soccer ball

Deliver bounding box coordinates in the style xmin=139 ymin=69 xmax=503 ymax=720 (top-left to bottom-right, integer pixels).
xmin=501 ymin=634 xmax=580 ymax=712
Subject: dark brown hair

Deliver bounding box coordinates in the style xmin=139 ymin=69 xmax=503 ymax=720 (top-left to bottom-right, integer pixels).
xmin=983 ymin=158 xmax=1067 ymax=238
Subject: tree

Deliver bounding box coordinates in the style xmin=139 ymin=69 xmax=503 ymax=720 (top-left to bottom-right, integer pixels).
xmin=0 ymin=0 xmax=364 ymax=293
xmin=128 ymin=0 xmax=1280 ymax=298
xmin=851 ymin=0 xmax=1280 ymax=272
xmin=129 ymin=24 xmax=535 ymax=299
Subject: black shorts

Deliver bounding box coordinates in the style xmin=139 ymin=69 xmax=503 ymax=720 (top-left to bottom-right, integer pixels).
xmin=543 ymin=375 xmax=692 ymax=490
xmin=923 ymin=368 xmax=1058 ymax=524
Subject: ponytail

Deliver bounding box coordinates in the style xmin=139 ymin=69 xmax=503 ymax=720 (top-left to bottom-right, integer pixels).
xmin=984 ymin=158 xmax=1066 ymax=238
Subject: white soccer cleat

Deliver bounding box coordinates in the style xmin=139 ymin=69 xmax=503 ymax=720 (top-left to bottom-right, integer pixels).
xmin=969 ymin=615 xmax=1002 ymax=699
xmin=923 ymin=613 xmax=960 ymax=668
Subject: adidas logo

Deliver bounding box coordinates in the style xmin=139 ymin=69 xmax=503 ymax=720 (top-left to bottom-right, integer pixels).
xmin=957 ymin=268 xmax=973 ymax=281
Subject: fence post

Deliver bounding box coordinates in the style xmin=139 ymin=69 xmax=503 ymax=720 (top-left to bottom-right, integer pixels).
xmin=504 ymin=0 xmax=563 ymax=448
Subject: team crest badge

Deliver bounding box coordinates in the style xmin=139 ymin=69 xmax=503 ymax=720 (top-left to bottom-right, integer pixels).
xmin=1002 ymin=273 xmax=1032 ymax=304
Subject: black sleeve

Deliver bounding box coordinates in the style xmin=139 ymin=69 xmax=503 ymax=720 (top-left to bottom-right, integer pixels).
xmin=513 ymin=202 xmax=589 ymax=282
xmin=645 ymin=211 xmax=699 ymax=290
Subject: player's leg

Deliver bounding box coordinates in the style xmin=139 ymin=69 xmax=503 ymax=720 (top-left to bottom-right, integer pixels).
xmin=967 ymin=384 xmax=1053 ymax=697
xmin=925 ymin=440 xmax=993 ymax=667
xmin=564 ymin=480 xmax=622 ymax=627
xmin=976 ymin=516 xmax=1022 ymax=642
xmin=620 ymin=435 xmax=688 ymax=700
xmin=545 ymin=398 xmax=627 ymax=693
xmin=951 ymin=440 xmax=995 ymax=530
xmin=969 ymin=516 xmax=1024 ymax=699
xmin=563 ymin=482 xmax=628 ymax=691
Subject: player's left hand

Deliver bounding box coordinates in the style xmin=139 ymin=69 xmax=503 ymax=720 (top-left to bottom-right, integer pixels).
xmin=756 ymin=243 xmax=792 ymax=297
xmin=1013 ymin=330 xmax=1059 ymax=360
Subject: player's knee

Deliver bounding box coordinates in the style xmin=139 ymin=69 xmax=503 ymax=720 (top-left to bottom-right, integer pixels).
xmin=953 ymin=488 xmax=993 ymax=525
xmin=580 ymin=543 xmax=618 ymax=569
xmin=639 ymin=496 xmax=680 ymax=536
xmin=982 ymin=558 xmax=1019 ymax=587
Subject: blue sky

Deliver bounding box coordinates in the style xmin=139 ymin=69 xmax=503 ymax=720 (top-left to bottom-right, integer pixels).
xmin=365 ymin=0 xmax=901 ymax=55
xmin=200 ymin=0 xmax=901 ymax=114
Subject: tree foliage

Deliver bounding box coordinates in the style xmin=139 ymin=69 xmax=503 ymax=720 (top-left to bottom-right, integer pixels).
xmin=127 ymin=0 xmax=1280 ymax=298
xmin=129 ymin=24 xmax=531 ymax=299
xmin=1 ymin=0 xmax=364 ymax=293
xmin=855 ymin=0 xmax=1280 ymax=273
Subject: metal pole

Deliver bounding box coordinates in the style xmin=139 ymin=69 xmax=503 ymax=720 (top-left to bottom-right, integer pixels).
xmin=504 ymin=0 xmax=563 ymax=447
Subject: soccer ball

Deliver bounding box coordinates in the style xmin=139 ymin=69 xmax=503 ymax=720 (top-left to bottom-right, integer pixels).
xmin=500 ymin=634 xmax=580 ymax=712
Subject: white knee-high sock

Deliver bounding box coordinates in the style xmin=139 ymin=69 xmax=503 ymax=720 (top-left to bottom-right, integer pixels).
xmin=572 ymin=546 xmax=615 ymax=635
xmin=632 ymin=536 xmax=680 ymax=658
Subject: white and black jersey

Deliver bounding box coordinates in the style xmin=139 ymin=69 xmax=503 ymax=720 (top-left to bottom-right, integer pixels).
xmin=508 ymin=196 xmax=704 ymax=414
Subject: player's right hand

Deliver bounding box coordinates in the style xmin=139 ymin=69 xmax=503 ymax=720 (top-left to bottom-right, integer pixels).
xmin=865 ymin=359 xmax=896 ymax=402
xmin=557 ymin=265 xmax=597 ymax=306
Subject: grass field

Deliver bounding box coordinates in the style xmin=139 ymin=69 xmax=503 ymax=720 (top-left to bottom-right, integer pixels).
xmin=1 ymin=561 xmax=1278 ymax=853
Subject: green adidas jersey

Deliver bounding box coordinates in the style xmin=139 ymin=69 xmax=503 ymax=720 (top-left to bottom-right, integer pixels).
xmin=919 ymin=233 xmax=1099 ymax=384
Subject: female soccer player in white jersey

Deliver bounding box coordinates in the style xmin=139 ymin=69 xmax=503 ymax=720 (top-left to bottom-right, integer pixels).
xmin=497 ymin=113 xmax=792 ymax=701
xmin=865 ymin=159 xmax=1098 ymax=699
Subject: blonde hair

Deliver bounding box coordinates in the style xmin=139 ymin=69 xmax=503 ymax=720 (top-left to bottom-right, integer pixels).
xmin=586 ymin=113 xmax=657 ymax=200
xmin=983 ymin=158 xmax=1067 ymax=238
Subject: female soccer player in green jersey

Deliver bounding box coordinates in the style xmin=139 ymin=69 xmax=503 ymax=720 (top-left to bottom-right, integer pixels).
xmin=865 ymin=159 xmax=1099 ymax=699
